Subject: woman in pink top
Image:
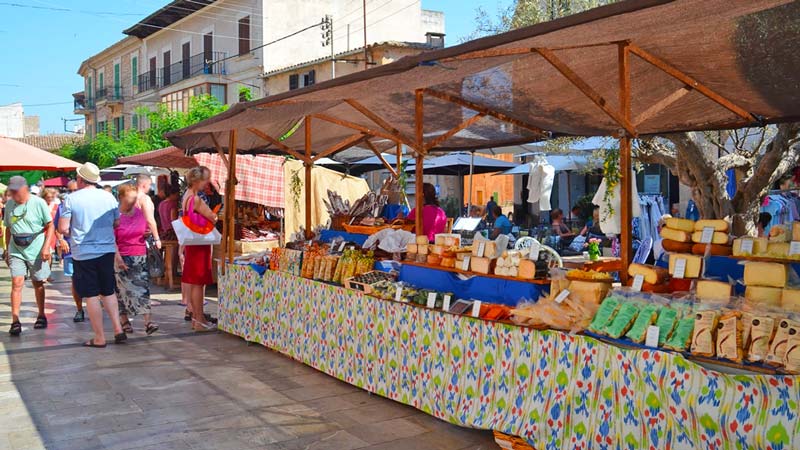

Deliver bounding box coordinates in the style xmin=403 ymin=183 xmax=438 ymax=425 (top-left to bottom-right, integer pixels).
xmin=407 ymin=182 xmax=447 ymax=242
xmin=158 ymin=186 xmax=179 ymax=240
xmin=114 ymin=184 xmax=158 ymax=335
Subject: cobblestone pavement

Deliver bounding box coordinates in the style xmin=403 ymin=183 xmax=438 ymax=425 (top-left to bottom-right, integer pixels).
xmin=0 ymin=261 xmax=496 ymax=450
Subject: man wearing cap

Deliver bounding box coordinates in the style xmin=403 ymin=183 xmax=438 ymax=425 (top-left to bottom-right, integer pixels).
xmin=59 ymin=163 xmax=126 ymax=347
xmin=3 ymin=176 xmax=54 ymax=335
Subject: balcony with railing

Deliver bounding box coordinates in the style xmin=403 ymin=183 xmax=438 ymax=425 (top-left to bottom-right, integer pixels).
xmin=95 ymin=85 xmax=125 ymax=104
xmin=138 ymin=51 xmax=226 ymax=93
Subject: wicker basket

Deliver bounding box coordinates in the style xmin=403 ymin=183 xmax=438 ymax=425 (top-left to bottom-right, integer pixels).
xmin=330 ymin=215 xmax=351 ymax=231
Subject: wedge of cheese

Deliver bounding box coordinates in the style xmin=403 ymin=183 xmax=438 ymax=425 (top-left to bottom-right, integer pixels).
xmin=518 ymin=259 xmax=537 ymax=280
xmin=695 ymin=279 xmax=732 ymax=302
xmin=782 ymin=288 xmax=800 ymax=313
xmin=766 ymin=242 xmax=790 ymax=258
xmin=745 ymin=286 xmax=782 ymax=308
xmin=691 ymin=230 xmax=729 ymax=245
xmin=470 ymin=256 xmax=495 ymax=274
xmin=665 ymin=217 xmax=695 ymax=232
xmin=733 ymin=237 xmax=768 ymax=256
xmin=694 ymin=219 xmax=729 ymax=232
xmin=743 ymin=261 xmax=788 ymax=287
xmin=627 ymin=263 xmax=668 ymax=285
xmin=660 ymin=227 xmax=692 ymax=243
xmin=661 ymin=239 xmax=694 ymax=253
xmin=471 ymin=240 xmax=496 ymax=257
xmin=668 ymin=253 xmax=702 ymax=278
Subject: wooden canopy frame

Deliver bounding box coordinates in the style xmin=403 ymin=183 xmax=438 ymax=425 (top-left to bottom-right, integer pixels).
xmin=212 ymin=38 xmax=757 ymax=281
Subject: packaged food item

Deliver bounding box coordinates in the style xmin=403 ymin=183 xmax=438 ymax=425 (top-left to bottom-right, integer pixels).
xmin=694 ymin=219 xmax=729 ymax=232
xmin=625 ymin=304 xmax=660 ymax=343
xmin=655 ymin=307 xmax=679 ymax=346
xmin=746 ymin=315 xmax=776 ymax=363
xmin=603 ymin=302 xmax=640 ymax=339
xmin=743 ymin=262 xmax=788 ymax=287
xmin=662 ymin=239 xmax=694 ymax=253
xmin=587 ymin=297 xmax=620 ymax=334
xmin=691 ymin=310 xmax=720 ymax=357
xmin=627 ymin=263 xmax=668 ymax=284
xmin=783 ymin=332 xmax=800 ymax=374
xmin=715 ymin=311 xmax=744 ymax=363
xmin=663 ymin=316 xmax=695 ymax=351
xmin=665 ymin=217 xmax=695 ymax=232
xmin=766 ymin=319 xmax=797 ymax=367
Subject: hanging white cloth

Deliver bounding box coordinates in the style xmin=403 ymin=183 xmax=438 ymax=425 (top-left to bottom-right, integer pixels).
xmin=591 ymin=171 xmax=642 ymax=235
xmin=527 ymin=159 xmax=555 ymax=211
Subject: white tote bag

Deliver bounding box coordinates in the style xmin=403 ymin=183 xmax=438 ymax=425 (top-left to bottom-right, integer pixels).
xmin=172 ymin=218 xmax=222 ymax=246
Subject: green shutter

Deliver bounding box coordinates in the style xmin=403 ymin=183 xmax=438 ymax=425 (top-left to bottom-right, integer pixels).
xmin=99 ymin=73 xmax=104 ymax=90
xmin=132 ymin=114 xmax=139 ymax=130
xmin=114 ymin=64 xmax=120 ymax=98
xmin=88 ymin=76 xmax=92 ymax=99
xmin=131 ymin=57 xmax=138 ymax=87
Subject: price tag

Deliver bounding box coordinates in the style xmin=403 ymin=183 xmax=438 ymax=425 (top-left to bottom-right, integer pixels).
xmin=338 ymin=241 xmax=346 ymax=252
xmin=528 ymin=243 xmax=540 ymax=261
xmin=632 ymin=274 xmax=644 ymax=292
xmin=442 ymin=294 xmax=452 ymax=312
xmin=645 ymin=325 xmax=660 ymax=347
xmin=477 ymin=241 xmax=486 ymax=258
xmin=740 ymin=238 xmax=754 ymax=254
xmin=700 ymin=226 xmax=715 ymax=244
xmin=461 ymin=256 xmax=471 ymax=271
xmin=790 ymin=241 xmax=800 ymax=256
xmin=426 ymin=292 xmax=437 ymax=309
xmin=554 ymin=289 xmax=570 ymax=304
xmin=673 ymin=258 xmax=687 ymax=279
xmin=471 ymin=300 xmax=482 ymax=317
xmin=395 ymin=285 xmax=403 ymax=302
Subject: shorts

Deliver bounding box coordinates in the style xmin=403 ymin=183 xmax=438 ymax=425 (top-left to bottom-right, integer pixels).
xmin=182 ymin=245 xmax=213 ymax=285
xmin=9 ymin=256 xmax=51 ymax=282
xmin=73 ymin=253 xmax=117 ymax=298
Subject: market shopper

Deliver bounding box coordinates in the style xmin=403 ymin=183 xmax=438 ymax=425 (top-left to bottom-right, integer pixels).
xmin=61 ymin=180 xmax=84 ymax=321
xmin=3 ymin=176 xmax=54 ymax=335
xmin=407 ymin=182 xmax=447 ymax=242
xmin=135 ymin=174 xmax=162 ymax=251
xmin=114 ymin=184 xmax=158 ymax=335
xmin=551 ymin=208 xmax=576 ymax=245
xmin=59 ymin=163 xmax=126 ymax=348
xmin=490 ymin=205 xmax=512 ymax=238
xmin=181 ymin=166 xmax=218 ymax=332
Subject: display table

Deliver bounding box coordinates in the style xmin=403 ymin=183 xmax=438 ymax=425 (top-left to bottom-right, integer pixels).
xmin=561 ymin=256 xmax=622 ymax=272
xmin=319 ymin=229 xmax=370 ymax=246
xmin=218 ymin=263 xmax=800 ymax=449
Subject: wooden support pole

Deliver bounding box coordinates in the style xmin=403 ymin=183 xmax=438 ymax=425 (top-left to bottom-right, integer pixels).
xmin=364 ymin=140 xmax=397 ymax=177
xmin=304 ymin=116 xmax=313 ymax=239
xmin=246 ymin=127 xmax=308 ymax=163
xmin=312 ymin=133 xmax=367 ymax=161
xmin=414 ymin=90 xmax=424 ymax=237
xmin=618 ymin=42 xmax=632 ymax=283
xmin=342 ymin=99 xmax=417 ymax=148
xmin=423 ymin=113 xmax=485 ymax=151
xmin=312 ymin=113 xmax=413 ymax=149
xmin=227 ymin=129 xmax=238 ymax=266
xmin=396 ymin=142 xmax=402 ymax=176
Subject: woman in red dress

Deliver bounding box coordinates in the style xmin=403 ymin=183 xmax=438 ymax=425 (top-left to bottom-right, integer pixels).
xmin=181 ymin=166 xmax=218 ymax=331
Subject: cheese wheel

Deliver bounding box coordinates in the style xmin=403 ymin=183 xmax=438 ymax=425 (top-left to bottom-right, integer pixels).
xmin=625 ymin=279 xmax=671 ymax=293
xmin=695 ymin=279 xmax=732 ymax=302
xmin=660 ymin=227 xmax=692 ymax=243
xmin=665 ymin=217 xmax=695 ymax=232
xmin=745 ymin=286 xmax=783 ymax=308
xmin=691 ymin=230 xmax=729 ymax=245
xmin=766 ymin=242 xmax=790 ymax=258
xmin=733 ymin=237 xmax=768 ymax=256
xmin=668 ymin=253 xmax=702 ymax=278
xmin=627 ymin=263 xmax=668 ymax=284
xmin=781 ymin=289 xmax=800 ymax=313
xmin=694 ymin=219 xmax=729 ymax=232
xmin=661 ymin=239 xmax=694 ymax=253
xmin=691 ymin=243 xmax=732 ymax=256
xmin=743 ymin=261 xmax=788 ymax=287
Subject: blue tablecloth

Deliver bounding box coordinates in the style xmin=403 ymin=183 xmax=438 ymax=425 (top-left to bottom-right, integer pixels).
xmin=319 ymin=229 xmax=370 ymax=246
xmin=656 ymin=255 xmax=800 ymax=294
xmin=398 ymin=264 xmax=546 ymax=306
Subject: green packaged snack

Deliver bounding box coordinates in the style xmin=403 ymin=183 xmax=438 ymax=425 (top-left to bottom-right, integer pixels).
xmin=655 ymin=307 xmax=679 ymax=346
xmin=664 ymin=316 xmax=695 ymax=351
xmin=625 ymin=304 xmax=660 ymax=343
xmin=588 ymin=297 xmax=620 ymax=334
xmin=604 ymin=302 xmax=640 ymax=338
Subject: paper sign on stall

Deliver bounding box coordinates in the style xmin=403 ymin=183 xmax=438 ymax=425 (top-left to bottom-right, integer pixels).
xmin=700 ymin=227 xmax=715 ymax=244
xmin=471 ymin=300 xmax=482 ymax=317
xmin=790 ymin=242 xmax=800 ymax=256
xmin=645 ymin=326 xmax=660 ymax=347
xmin=442 ymin=294 xmax=451 ymax=312
xmin=740 ymin=238 xmax=754 ymax=254
xmin=674 ymin=258 xmax=687 ymax=279
xmin=461 ymin=256 xmax=471 ymax=271
xmin=632 ymin=274 xmax=644 ymax=292
xmin=426 ymin=293 xmax=437 ymax=309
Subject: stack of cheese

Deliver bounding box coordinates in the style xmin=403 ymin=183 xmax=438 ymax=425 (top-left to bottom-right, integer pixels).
xmin=733 ymin=223 xmax=800 ymax=260
xmin=743 ymin=261 xmax=788 ymax=308
xmin=405 ymin=236 xmax=430 ymax=264
xmin=470 ymin=239 xmax=500 ymax=274
xmin=659 ymin=217 xmax=696 ymax=253
xmin=494 ymin=250 xmax=523 ymax=277
xmin=689 ymin=219 xmax=732 ymax=256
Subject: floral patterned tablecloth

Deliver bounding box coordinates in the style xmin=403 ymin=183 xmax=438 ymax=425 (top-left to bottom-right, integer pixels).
xmin=218 ymin=264 xmax=799 ymax=450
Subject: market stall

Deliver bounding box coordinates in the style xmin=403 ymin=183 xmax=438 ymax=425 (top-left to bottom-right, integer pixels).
xmin=166 ymin=0 xmax=800 ymax=447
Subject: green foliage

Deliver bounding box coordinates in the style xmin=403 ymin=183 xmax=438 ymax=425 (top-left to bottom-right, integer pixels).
xmin=238 ymin=86 xmax=253 ymax=102
xmin=469 ymin=0 xmax=616 ymax=40
xmin=59 ymin=94 xmax=227 ymax=168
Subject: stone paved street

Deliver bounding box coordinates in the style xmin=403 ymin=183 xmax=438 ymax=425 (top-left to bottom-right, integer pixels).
xmin=0 ymin=262 xmax=496 ymax=450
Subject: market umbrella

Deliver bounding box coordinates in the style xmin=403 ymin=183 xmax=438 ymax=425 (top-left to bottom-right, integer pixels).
xmin=42 ymin=176 xmax=72 ymax=187
xmin=117 ymin=146 xmax=198 ymax=169
xmin=0 ymin=136 xmax=81 ymax=171
xmin=346 ymin=154 xmax=416 ymax=177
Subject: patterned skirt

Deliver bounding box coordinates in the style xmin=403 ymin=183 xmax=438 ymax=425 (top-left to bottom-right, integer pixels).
xmin=116 ymin=255 xmax=151 ymax=316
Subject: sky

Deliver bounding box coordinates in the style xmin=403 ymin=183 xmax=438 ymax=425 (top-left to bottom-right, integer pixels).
xmin=0 ymin=0 xmax=511 ymax=135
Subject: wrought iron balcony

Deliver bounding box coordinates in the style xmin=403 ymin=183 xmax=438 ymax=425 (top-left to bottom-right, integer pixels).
xmin=95 ymin=86 xmax=125 ymax=104
xmin=73 ymin=95 xmax=94 ymax=114
xmin=137 ymin=51 xmax=226 ymax=93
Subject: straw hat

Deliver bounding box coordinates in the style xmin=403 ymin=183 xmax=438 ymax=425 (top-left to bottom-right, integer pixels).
xmin=76 ymin=162 xmax=101 ymax=184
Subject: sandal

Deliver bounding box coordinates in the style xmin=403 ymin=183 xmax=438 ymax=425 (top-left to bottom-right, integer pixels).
xmin=204 ymin=314 xmax=218 ymax=324
xmin=121 ymin=320 xmax=133 ymax=334
xmin=184 ymin=310 xmax=192 ymax=322
xmin=9 ymin=321 xmax=21 ymax=336
xmin=33 ymin=316 xmax=48 ymax=329
xmin=83 ymin=339 xmax=107 ymax=348
xmin=114 ymin=333 xmax=128 ymax=344
xmin=145 ymin=322 xmax=159 ymax=336
xmin=192 ymin=319 xmax=216 ymax=332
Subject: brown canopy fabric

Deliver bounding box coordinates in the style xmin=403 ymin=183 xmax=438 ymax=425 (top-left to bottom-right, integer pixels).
xmin=118 ymin=146 xmax=198 ymax=169
xmin=167 ymin=0 xmax=800 ymax=156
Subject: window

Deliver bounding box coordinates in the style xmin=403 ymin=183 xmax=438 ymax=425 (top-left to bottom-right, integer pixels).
xmin=290 ymin=70 xmax=315 ymax=90
xmin=97 ymin=120 xmax=107 ymax=134
xmin=131 ymin=56 xmax=138 ymax=88
xmin=238 ymin=16 xmax=250 ymax=55
xmin=163 ymin=51 xmax=172 ymax=85
xmin=289 ymin=74 xmax=299 ymax=90
xmin=209 ymin=84 xmax=226 ymax=104
xmin=98 ymin=72 xmax=104 ymax=91
xmin=112 ymin=116 xmax=124 ymax=138
xmin=303 ymin=70 xmax=315 ymax=87
xmin=87 ymin=76 xmax=93 ymax=99
xmin=131 ymin=114 xmax=138 ymax=131
xmin=113 ymin=63 xmax=121 ymax=99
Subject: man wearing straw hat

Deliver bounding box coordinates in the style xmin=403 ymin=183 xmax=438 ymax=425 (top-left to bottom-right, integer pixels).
xmin=59 ymin=163 xmax=126 ymax=347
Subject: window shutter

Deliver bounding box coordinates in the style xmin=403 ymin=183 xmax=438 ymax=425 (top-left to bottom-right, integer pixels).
xmin=131 ymin=57 xmax=138 ymax=87
xmin=289 ymin=74 xmax=299 ymax=90
xmin=238 ymin=16 xmax=250 ymax=55
xmin=132 ymin=114 xmax=139 ymax=130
